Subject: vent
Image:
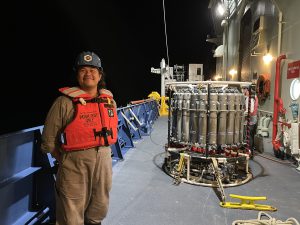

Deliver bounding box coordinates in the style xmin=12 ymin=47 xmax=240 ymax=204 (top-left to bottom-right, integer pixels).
xmin=250 ymin=16 xmax=267 ymax=54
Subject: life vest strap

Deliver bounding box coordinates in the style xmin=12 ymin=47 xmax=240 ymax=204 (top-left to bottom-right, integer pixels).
xmin=93 ymin=127 xmax=113 ymax=146
xmin=74 ymin=98 xmax=115 ymax=109
xmin=74 ymin=98 xmax=109 ymax=104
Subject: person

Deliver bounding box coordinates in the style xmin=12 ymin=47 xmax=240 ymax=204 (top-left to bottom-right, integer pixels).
xmin=41 ymin=51 xmax=118 ymax=225
xmin=243 ymin=87 xmax=258 ymax=158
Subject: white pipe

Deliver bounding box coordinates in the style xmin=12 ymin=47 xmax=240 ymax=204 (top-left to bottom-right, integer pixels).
xmin=278 ymin=11 xmax=282 ymax=56
xmin=270 ymin=0 xmax=283 ymax=56
xmin=129 ymin=108 xmax=143 ymax=126
xmin=161 ymin=71 xmax=165 ymax=97
xmin=171 ymin=84 xmax=198 ymax=88
xmin=160 ymin=58 xmax=166 ymax=97
xmin=222 ymin=22 xmax=228 ymax=80
xmin=165 ymin=80 xmax=252 ymax=86
xmin=120 ymin=111 xmax=138 ymax=131
xmin=258 ymin=109 xmax=274 ymax=114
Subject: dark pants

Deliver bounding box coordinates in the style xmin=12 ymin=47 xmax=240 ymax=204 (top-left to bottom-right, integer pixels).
xmin=249 ymin=123 xmax=257 ymax=156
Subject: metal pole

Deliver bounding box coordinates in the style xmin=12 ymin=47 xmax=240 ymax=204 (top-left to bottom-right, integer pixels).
xmin=166 ymin=80 xmax=251 ymax=86
xmin=167 ymin=87 xmax=171 ymax=148
xmin=206 ymin=83 xmax=211 ymax=158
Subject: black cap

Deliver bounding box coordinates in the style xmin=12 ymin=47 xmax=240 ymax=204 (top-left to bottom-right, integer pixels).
xmin=74 ymin=51 xmax=102 ymax=70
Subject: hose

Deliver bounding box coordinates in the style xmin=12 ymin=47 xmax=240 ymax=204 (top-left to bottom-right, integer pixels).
xmin=232 ymin=211 xmax=300 ymax=225
xmin=255 ymin=153 xmax=293 ymax=166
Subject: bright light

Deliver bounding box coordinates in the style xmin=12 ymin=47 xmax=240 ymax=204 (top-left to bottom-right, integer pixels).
xmin=214 ymin=74 xmax=222 ymax=80
xmin=263 ymin=53 xmax=273 ymax=64
xmin=229 ymin=69 xmax=237 ymax=76
xmin=217 ymin=4 xmax=225 ymax=16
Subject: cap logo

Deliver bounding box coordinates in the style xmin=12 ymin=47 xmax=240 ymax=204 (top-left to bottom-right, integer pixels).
xmin=84 ymin=55 xmax=92 ymax=62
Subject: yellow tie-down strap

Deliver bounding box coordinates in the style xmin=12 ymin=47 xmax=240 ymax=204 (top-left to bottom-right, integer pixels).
xmin=220 ymin=194 xmax=277 ymax=211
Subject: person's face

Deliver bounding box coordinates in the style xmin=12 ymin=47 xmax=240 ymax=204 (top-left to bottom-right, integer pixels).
xmin=242 ymin=88 xmax=249 ymax=96
xmin=77 ymin=66 xmax=101 ymax=89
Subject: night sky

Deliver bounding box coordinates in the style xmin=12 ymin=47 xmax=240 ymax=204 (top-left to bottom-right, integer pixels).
xmin=1 ymin=0 xmax=216 ymax=135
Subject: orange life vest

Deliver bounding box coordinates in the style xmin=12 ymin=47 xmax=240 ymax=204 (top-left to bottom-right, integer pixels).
xmin=59 ymin=87 xmax=118 ymax=151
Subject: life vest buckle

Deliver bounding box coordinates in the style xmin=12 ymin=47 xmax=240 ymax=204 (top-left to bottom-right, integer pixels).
xmin=93 ymin=127 xmax=113 ymax=146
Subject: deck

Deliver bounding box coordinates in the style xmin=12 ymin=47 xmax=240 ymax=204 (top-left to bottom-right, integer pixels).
xmin=106 ymin=116 xmax=300 ymax=225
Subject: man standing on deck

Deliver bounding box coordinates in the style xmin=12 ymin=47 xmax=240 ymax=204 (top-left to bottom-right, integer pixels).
xmin=41 ymin=51 xmax=118 ymax=225
xmin=243 ymin=87 xmax=258 ymax=158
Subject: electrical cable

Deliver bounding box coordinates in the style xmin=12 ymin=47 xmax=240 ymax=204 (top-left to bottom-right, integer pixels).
xmin=149 ymin=118 xmax=167 ymax=147
xmin=256 ymin=152 xmax=297 ymax=167
xmin=162 ymin=0 xmax=170 ymax=66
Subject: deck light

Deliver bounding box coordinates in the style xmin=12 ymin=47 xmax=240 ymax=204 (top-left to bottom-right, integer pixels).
xmin=263 ymin=53 xmax=273 ymax=64
xmin=217 ymin=4 xmax=225 ymax=16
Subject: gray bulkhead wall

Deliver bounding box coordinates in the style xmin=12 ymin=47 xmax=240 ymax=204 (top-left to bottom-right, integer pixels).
xmin=248 ymin=0 xmax=277 ymax=112
xmin=227 ymin=14 xmax=240 ymax=77
xmin=226 ymin=0 xmax=300 ymax=131
xmin=275 ymin=0 xmax=300 ymax=120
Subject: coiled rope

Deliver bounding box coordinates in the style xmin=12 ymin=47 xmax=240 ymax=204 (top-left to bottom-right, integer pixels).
xmin=232 ymin=211 xmax=299 ymax=225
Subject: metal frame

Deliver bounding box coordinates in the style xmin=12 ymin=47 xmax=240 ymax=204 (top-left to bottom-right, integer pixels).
xmin=112 ymin=100 xmax=159 ymax=161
